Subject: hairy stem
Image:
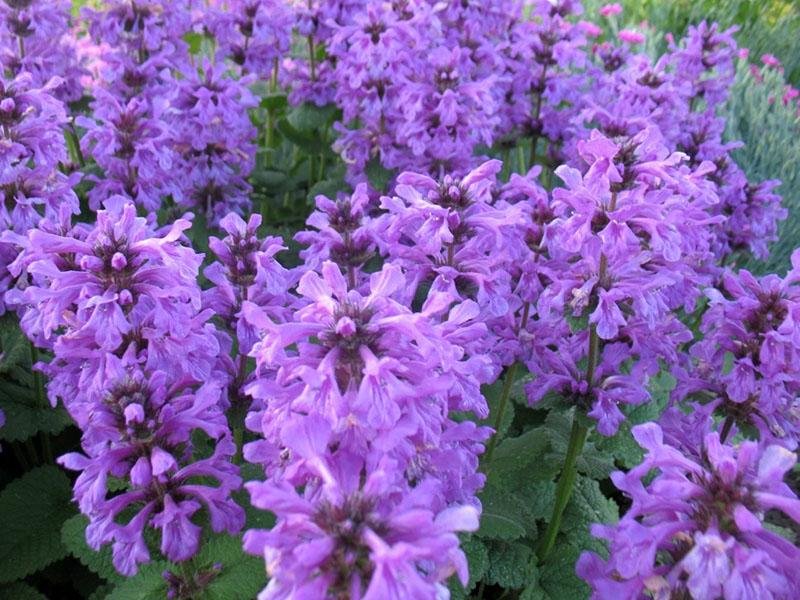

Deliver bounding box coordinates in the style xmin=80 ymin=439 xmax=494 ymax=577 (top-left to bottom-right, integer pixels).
xmin=537 ymin=416 xmax=588 ymax=561
xmin=483 ymin=302 xmax=531 ymax=471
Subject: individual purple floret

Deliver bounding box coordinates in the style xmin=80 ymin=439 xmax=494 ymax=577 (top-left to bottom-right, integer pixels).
xmin=578 ymin=421 xmax=800 ymax=599
xmin=59 ymin=356 xmax=243 ymax=576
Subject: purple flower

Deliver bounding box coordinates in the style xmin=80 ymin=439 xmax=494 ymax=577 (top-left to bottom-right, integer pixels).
xmin=578 ymin=421 xmax=800 ymax=599
xmin=59 ymin=359 xmax=243 ymax=575
xmin=77 ymin=90 xmax=178 ymax=213
xmin=17 ymin=200 xmax=221 ymax=425
xmin=167 ymin=60 xmax=258 ymax=223
xmin=0 ymin=0 xmax=87 ymax=102
xmin=673 ymin=261 xmax=800 ymax=449
xmin=243 ymin=444 xmax=478 ymax=599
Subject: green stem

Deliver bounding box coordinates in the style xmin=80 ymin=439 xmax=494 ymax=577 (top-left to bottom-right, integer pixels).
xmin=483 ymin=302 xmax=531 ymax=471
xmin=30 ymin=343 xmax=46 ymax=407
xmin=67 ymin=124 xmax=85 ymax=167
xmin=483 ymin=361 xmax=518 ymax=468
xmin=516 ymin=144 xmax=526 ymax=174
xmin=720 ymin=415 xmax=735 ymax=444
xmin=233 ymin=426 xmax=243 ymax=465
xmin=536 ymin=416 xmax=588 ymax=561
xmin=537 ymin=192 xmax=616 ymax=563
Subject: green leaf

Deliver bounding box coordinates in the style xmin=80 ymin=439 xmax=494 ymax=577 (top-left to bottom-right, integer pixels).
xmin=543 ymin=411 xmax=614 ymax=479
xmin=308 ymin=177 xmax=347 ymax=203
xmin=0 ymin=314 xmax=29 ymax=373
xmin=195 ymin=534 xmax=266 ymax=600
xmin=561 ymin=476 xmax=618 ymax=556
xmin=476 ymin=482 xmax=529 ymax=540
xmin=106 ymin=561 xmax=168 ymax=600
xmin=477 ymin=379 xmax=515 ymax=442
xmin=365 ymin=157 xmax=394 ymax=192
xmin=287 ymin=102 xmax=338 ymax=132
xmin=276 ymin=118 xmax=325 ymax=154
xmin=483 ymin=540 xmax=536 ymax=589
xmin=462 ymin=538 xmax=489 ymax=591
xmin=0 ymin=582 xmax=48 ymax=600
xmin=88 ymin=584 xmax=116 ymax=600
xmin=0 ymin=466 xmax=75 ymax=583
xmin=0 ymin=381 xmax=71 ymax=442
xmin=488 ymin=428 xmax=557 ymax=482
xmin=62 ymin=514 xmax=125 ymax=584
xmin=183 ymin=32 xmax=204 ymax=55
xmin=260 ymin=93 xmax=288 ymax=111
xmin=538 ymin=543 xmax=589 ymax=600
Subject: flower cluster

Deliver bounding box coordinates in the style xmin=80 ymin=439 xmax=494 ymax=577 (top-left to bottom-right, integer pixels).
xmin=523 ymin=129 xmax=716 ymax=435
xmin=238 ymin=159 xmax=513 ymax=595
xmin=167 ymin=61 xmax=258 ymax=223
xmin=0 ymin=0 xmax=86 ymax=102
xmin=674 ymin=258 xmax=800 ymax=450
xmin=2 ymin=3 xmax=799 ymax=599
xmin=13 ymin=201 xmax=241 ymax=574
xmin=578 ymin=422 xmax=800 ymax=599
xmin=0 ymin=71 xmax=78 ymax=315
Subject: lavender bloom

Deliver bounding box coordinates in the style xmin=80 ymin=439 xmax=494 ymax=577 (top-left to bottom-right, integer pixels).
xmin=83 ymin=0 xmax=193 ymax=100
xmin=243 ymin=444 xmax=478 ymax=599
xmin=77 ymin=89 xmax=178 ymax=212
xmin=524 ymin=130 xmax=715 ymax=434
xmin=0 ymin=0 xmax=86 ymax=102
xmin=17 ymin=201 xmax=219 ymax=425
xmin=0 ymin=72 xmax=68 ymax=176
xmin=294 ymin=183 xmax=381 ymax=282
xmin=377 ymin=159 xmax=526 ymax=367
xmin=391 ymin=45 xmax=499 ymax=176
xmin=578 ymin=422 xmax=800 ymax=599
xmin=674 ymin=259 xmax=800 ymax=449
xmin=59 ymin=358 xmax=243 ymax=576
xmin=0 ymin=71 xmax=78 ymax=314
xmin=203 ymin=212 xmax=293 ymax=404
xmin=241 ymin=259 xmax=492 ymax=596
xmin=167 ymin=60 xmax=258 ymax=223
xmin=204 ymin=0 xmax=293 ymax=77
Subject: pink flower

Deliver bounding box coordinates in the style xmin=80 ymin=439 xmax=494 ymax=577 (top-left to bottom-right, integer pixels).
xmin=618 ymin=29 xmax=645 ymax=45
xmin=738 ymin=48 xmax=750 ymax=60
xmin=784 ymin=87 xmax=800 ymax=106
xmin=599 ymin=3 xmax=622 ymax=17
xmin=579 ymin=20 xmax=603 ymax=38
xmin=761 ymin=54 xmax=781 ymax=68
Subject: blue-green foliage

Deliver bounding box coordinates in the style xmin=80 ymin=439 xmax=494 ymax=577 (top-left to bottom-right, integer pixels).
xmin=724 ymin=61 xmax=800 ymax=273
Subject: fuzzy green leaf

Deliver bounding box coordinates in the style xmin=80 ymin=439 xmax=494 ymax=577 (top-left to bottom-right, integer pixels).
xmin=483 ymin=540 xmax=536 ymax=589
xmin=0 ymin=582 xmax=48 ymax=600
xmin=195 ymin=534 xmax=266 ymax=600
xmin=476 ymin=482 xmax=529 ymax=540
xmin=0 ymin=315 xmax=29 ymax=373
xmin=0 ymin=466 xmax=75 ymax=583
xmin=106 ymin=561 xmax=168 ymax=600
xmin=0 ymin=381 xmax=71 ymax=442
xmin=538 ymin=543 xmax=589 ymax=599
xmin=62 ymin=515 xmax=124 ymax=584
